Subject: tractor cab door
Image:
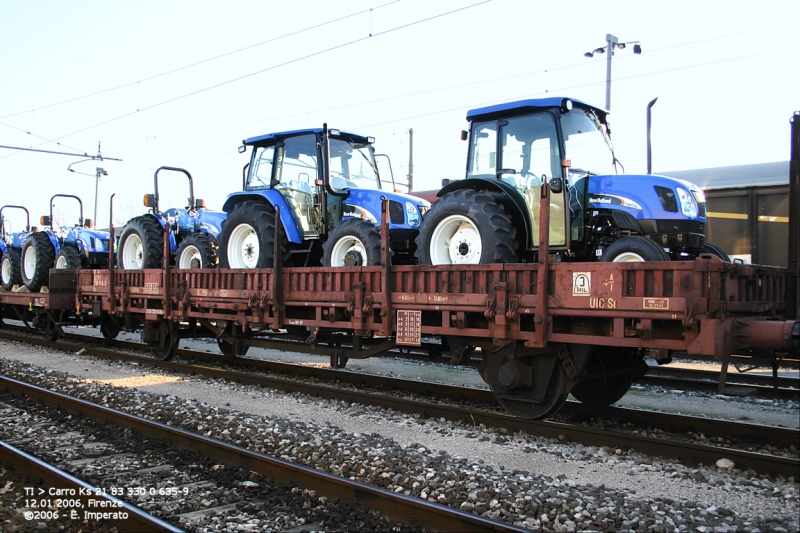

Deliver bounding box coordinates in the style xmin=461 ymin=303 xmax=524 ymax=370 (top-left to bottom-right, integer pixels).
xmin=493 ymin=113 xmax=568 ymax=248
xmin=274 ymin=135 xmax=323 ymax=239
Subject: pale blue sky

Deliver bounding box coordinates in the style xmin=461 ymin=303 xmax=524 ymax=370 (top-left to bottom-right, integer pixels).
xmin=1 ymin=0 xmax=798 ymax=229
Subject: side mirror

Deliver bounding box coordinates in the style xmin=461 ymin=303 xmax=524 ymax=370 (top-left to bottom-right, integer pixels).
xmin=460 ymin=130 xmax=468 ymax=141
xmin=549 ymin=177 xmax=563 ymax=194
xmin=40 ymin=216 xmax=51 ymax=226
xmin=84 ymin=219 xmax=93 ymax=228
xmin=143 ymin=193 xmax=157 ymax=208
xmin=238 ymin=144 xmax=246 ymax=154
xmin=195 ymin=199 xmax=206 ymax=209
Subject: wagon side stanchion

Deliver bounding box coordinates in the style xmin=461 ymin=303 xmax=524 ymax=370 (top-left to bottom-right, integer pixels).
xmin=533 ymin=180 xmax=551 ymax=348
xmin=271 ymin=205 xmax=283 ymax=330
xmin=108 ymin=193 xmax=116 ymax=315
xmin=787 ymin=111 xmax=799 ymax=322
xmin=380 ymin=197 xmax=392 ymax=338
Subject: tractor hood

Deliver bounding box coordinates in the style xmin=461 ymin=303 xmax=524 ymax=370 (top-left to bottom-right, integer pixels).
xmin=344 ymin=189 xmax=430 ymax=230
xmin=585 ymin=173 xmax=706 ymax=222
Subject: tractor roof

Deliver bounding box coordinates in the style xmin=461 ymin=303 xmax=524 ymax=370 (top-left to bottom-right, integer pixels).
xmin=466 ymin=97 xmax=605 ymax=121
xmin=245 ymin=129 xmax=371 ymax=146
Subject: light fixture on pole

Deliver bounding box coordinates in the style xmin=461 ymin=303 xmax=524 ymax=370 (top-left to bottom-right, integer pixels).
xmin=583 ymin=35 xmax=641 ymax=112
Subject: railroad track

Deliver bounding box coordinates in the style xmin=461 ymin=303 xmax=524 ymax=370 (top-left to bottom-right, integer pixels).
xmin=1 ymin=327 xmax=797 ymax=479
xmin=0 ymin=375 xmax=528 ymax=533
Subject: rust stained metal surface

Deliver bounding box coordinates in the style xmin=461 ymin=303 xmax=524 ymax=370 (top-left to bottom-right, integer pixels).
xmin=73 ymin=251 xmax=797 ymax=357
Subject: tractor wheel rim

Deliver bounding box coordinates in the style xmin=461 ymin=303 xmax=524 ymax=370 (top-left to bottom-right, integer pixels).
xmin=56 ymin=255 xmax=68 ymax=269
xmin=179 ymin=245 xmax=201 ymax=269
xmin=330 ymin=236 xmax=366 ymax=267
xmin=1 ymin=258 xmax=9 ymax=284
xmin=123 ymin=234 xmax=144 ymax=269
xmin=229 ymin=224 xmax=258 ymax=269
xmin=430 ymin=215 xmax=481 ymax=265
xmin=23 ymin=246 xmax=36 ymax=279
xmin=613 ymin=251 xmax=646 ymax=262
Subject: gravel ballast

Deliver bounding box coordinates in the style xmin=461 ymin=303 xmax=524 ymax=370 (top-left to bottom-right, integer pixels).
xmin=0 ymin=339 xmax=797 ymax=532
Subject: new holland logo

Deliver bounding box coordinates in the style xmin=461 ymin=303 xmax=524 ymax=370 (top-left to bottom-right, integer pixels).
xmin=588 ymin=195 xmax=642 ymax=210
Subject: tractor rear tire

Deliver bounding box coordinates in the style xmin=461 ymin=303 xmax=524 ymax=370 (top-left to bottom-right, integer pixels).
xmin=601 ymin=236 xmax=670 ymax=262
xmin=218 ymin=201 xmax=288 ymax=269
xmin=700 ymin=243 xmax=730 ymax=262
xmin=21 ymin=233 xmax=55 ymax=292
xmin=416 ymin=190 xmax=518 ymax=265
xmin=1 ymin=250 xmax=22 ymax=291
xmin=55 ymin=245 xmax=83 ymax=270
xmin=118 ymin=216 xmax=164 ymax=269
xmin=322 ymin=218 xmax=384 ymax=266
xmin=176 ymin=233 xmax=218 ymax=269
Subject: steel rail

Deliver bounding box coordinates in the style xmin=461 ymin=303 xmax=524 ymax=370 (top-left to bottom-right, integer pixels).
xmin=0 ymin=376 xmax=529 ymax=533
xmin=2 ymin=327 xmax=797 ymax=447
xmin=0 ymin=440 xmax=183 ymax=532
xmin=0 ymin=329 xmax=796 ymax=478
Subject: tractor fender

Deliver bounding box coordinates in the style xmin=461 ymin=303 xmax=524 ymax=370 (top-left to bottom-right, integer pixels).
xmin=436 ymin=178 xmax=535 ymax=250
xmin=43 ymin=231 xmax=61 ymax=255
xmin=0 ymin=241 xmax=6 ymax=255
xmin=221 ymin=191 xmax=303 ymax=244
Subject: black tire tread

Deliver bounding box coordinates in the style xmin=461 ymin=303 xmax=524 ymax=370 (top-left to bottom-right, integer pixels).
xmin=118 ymin=216 xmax=164 ymax=269
xmin=321 ymin=218 xmax=385 ymax=266
xmin=1 ymin=249 xmax=22 ymax=291
xmin=601 ymin=236 xmax=670 ymax=262
xmin=415 ymin=189 xmax=518 ymax=265
xmin=56 ymin=245 xmax=83 ymax=270
xmin=176 ymin=233 xmax=218 ymax=269
xmin=21 ymin=233 xmax=56 ymax=292
xmin=218 ymin=201 xmax=288 ymax=268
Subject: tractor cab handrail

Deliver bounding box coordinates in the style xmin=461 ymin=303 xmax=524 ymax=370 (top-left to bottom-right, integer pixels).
xmin=0 ymin=205 xmax=30 ymax=238
xmin=47 ymin=194 xmax=85 ymax=230
xmin=152 ymin=166 xmax=196 ymax=214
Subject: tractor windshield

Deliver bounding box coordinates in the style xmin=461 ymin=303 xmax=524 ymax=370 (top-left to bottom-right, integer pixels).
xmin=560 ymin=108 xmax=615 ymax=177
xmin=329 ymin=138 xmax=380 ymax=191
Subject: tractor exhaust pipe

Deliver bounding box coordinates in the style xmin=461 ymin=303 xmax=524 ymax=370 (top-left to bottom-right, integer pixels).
xmin=646 ymin=97 xmax=658 ymax=174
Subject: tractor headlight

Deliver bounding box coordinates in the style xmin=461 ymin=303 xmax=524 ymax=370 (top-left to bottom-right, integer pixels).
xmin=406 ymin=202 xmax=421 ymax=227
xmin=676 ymin=187 xmax=698 ymax=218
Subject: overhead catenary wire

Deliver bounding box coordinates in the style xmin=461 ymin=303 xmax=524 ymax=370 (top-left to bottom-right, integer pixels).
xmin=0 ymin=1 xmax=401 ymax=121
xmin=1 ymin=0 xmax=490 ymax=158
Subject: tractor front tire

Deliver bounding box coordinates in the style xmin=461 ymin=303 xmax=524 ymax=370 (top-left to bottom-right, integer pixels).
xmin=1 ymin=250 xmax=22 ymax=291
xmin=700 ymin=243 xmax=730 ymax=262
xmin=416 ymin=190 xmax=518 ymax=265
xmin=218 ymin=201 xmax=287 ymax=269
xmin=176 ymin=233 xmax=218 ymax=269
xmin=55 ymin=245 xmax=83 ymax=270
xmin=601 ymin=236 xmax=670 ymax=263
xmin=322 ymin=218 xmax=385 ymax=267
xmin=118 ymin=216 xmax=164 ymax=269
xmin=21 ymin=233 xmax=56 ymax=292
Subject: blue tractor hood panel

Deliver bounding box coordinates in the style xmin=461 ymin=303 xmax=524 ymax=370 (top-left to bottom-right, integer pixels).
xmin=344 ymin=189 xmax=430 ymax=230
xmin=585 ymin=173 xmax=706 ymax=222
xmin=63 ymin=227 xmax=114 ymax=253
xmin=194 ymin=209 xmax=227 ymax=238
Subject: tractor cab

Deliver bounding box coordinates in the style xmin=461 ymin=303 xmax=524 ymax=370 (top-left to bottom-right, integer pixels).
xmin=419 ymin=97 xmax=708 ymax=264
xmin=221 ymin=126 xmax=429 ymax=268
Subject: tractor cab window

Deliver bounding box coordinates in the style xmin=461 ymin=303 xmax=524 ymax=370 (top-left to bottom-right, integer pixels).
xmin=561 ymin=108 xmax=615 ymax=177
xmin=275 ymin=134 xmax=322 ymax=238
xmin=467 ymin=122 xmax=497 ymax=178
xmin=247 ymin=146 xmax=275 ymax=190
xmin=329 ymin=138 xmax=380 ymax=192
xmin=498 ymin=113 xmax=566 ymax=247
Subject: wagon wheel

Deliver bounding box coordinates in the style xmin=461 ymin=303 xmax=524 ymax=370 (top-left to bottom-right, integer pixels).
xmin=329 ymin=340 xmax=348 ymax=369
xmin=100 ymin=314 xmax=121 ymax=341
xmin=481 ymin=349 xmax=569 ymax=419
xmin=150 ymin=321 xmax=179 ymax=361
xmin=217 ymin=323 xmax=250 ymax=358
xmin=570 ymin=347 xmax=643 ymax=406
xmin=43 ymin=315 xmax=60 ymax=342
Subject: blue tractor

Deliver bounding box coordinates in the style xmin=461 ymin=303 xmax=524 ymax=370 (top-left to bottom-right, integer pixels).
xmin=415 ymin=97 xmax=728 ymax=417
xmin=0 ymin=205 xmax=32 ymax=291
xmin=20 ymin=194 xmax=114 ymax=292
xmin=416 ymin=97 xmax=722 ymax=265
xmin=218 ymin=126 xmax=430 ymax=268
xmin=117 ymin=166 xmax=227 ymax=269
